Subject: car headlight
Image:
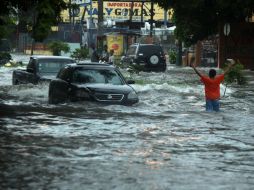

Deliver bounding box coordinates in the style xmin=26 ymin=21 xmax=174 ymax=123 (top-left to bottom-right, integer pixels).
xmin=76 ymin=89 xmax=90 ymax=98
xmin=127 ymin=91 xmax=138 ymax=100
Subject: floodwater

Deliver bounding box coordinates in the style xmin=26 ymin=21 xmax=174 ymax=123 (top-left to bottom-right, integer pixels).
xmin=0 ymin=54 xmax=254 ymax=190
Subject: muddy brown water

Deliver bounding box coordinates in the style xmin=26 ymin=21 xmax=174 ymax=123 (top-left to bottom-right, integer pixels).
xmin=1 ymin=57 xmax=254 ymax=190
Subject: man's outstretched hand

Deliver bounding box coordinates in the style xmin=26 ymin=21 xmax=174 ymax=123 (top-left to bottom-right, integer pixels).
xmin=226 ymin=59 xmax=236 ymax=65
xmin=224 ymin=59 xmax=237 ymax=74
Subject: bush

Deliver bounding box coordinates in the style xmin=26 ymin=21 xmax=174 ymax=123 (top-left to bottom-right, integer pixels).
xmin=0 ymin=52 xmax=12 ymax=65
xmin=127 ymin=64 xmax=145 ymax=74
xmin=224 ymin=61 xmax=247 ymax=85
xmin=169 ymin=50 xmax=176 ymax=64
xmin=48 ymin=41 xmax=70 ymax=56
xmin=71 ymin=48 xmax=89 ymax=62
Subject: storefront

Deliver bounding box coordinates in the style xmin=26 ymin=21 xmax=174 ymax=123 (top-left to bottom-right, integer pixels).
xmin=61 ymin=0 xmax=172 ymax=55
xmin=62 ymin=1 xmax=167 ymax=23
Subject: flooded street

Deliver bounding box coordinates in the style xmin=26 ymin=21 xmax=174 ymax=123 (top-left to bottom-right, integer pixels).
xmin=1 ymin=55 xmax=254 ymax=190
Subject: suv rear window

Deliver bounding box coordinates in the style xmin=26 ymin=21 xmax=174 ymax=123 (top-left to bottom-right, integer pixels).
xmin=139 ymin=45 xmax=163 ymax=55
xmin=38 ymin=59 xmax=74 ymax=73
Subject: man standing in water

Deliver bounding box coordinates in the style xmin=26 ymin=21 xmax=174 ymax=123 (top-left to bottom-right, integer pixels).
xmin=191 ymin=59 xmax=236 ymax=112
xmin=100 ymin=45 xmax=109 ymax=62
xmin=108 ymin=49 xmax=114 ymax=65
xmin=91 ymin=44 xmax=100 ymax=62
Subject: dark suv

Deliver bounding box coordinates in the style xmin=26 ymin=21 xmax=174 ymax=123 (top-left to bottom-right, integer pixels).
xmin=48 ymin=62 xmax=139 ymax=105
xmin=121 ymin=43 xmax=167 ymax=72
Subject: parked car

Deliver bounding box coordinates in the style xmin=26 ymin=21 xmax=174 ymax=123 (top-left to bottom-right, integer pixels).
xmin=121 ymin=43 xmax=167 ymax=72
xmin=12 ymin=55 xmax=76 ymax=85
xmin=48 ymin=62 xmax=139 ymax=105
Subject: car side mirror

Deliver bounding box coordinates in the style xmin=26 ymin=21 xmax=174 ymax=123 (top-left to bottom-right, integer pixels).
xmin=127 ymin=80 xmax=135 ymax=84
xmin=66 ymin=78 xmax=71 ymax=83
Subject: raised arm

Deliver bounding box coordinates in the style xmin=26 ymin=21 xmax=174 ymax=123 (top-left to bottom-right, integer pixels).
xmin=223 ymin=59 xmax=237 ymax=75
xmin=190 ymin=63 xmax=202 ymax=78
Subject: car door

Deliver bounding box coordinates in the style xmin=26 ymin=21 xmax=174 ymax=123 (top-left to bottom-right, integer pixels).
xmin=123 ymin=45 xmax=137 ymax=64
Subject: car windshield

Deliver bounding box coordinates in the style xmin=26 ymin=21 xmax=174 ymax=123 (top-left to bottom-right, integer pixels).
xmin=126 ymin=46 xmax=137 ymax=55
xmin=72 ymin=69 xmax=124 ymax=85
xmin=38 ymin=59 xmax=73 ymax=74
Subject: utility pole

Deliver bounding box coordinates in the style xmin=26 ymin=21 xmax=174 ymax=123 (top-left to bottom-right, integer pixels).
xmin=176 ymin=40 xmax=182 ymax=66
xmin=129 ymin=1 xmax=134 ymax=22
xmin=141 ymin=2 xmax=144 ymax=24
xmin=164 ymin=9 xmax=167 ymax=27
xmin=97 ymin=0 xmax=104 ymax=52
xmin=150 ymin=1 xmax=154 ymax=37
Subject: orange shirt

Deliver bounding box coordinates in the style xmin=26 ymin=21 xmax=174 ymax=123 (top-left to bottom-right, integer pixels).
xmin=200 ymin=74 xmax=224 ymax=100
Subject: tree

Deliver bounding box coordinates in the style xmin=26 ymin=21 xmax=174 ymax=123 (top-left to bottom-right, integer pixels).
xmin=71 ymin=48 xmax=89 ymax=62
xmin=48 ymin=41 xmax=70 ymax=56
xmin=153 ymin=0 xmax=254 ymax=46
xmin=0 ymin=0 xmax=67 ymax=42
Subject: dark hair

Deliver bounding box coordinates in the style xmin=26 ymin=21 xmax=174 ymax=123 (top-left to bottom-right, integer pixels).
xmin=209 ymin=69 xmax=216 ymax=78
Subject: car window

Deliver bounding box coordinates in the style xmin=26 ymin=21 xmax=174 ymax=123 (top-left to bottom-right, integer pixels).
xmin=126 ymin=46 xmax=137 ymax=56
xmin=72 ymin=69 xmax=123 ymax=85
xmin=38 ymin=59 xmax=73 ymax=73
xmin=58 ymin=67 xmax=71 ymax=81
xmin=139 ymin=45 xmax=163 ymax=55
xmin=73 ymin=70 xmax=104 ymax=83
xmin=99 ymin=70 xmax=123 ymax=85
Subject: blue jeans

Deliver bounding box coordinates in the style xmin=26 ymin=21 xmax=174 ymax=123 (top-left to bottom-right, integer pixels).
xmin=206 ymin=99 xmax=220 ymax=112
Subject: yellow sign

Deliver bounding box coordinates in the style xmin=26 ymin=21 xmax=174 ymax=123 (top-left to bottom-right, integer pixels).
xmin=61 ymin=1 xmax=168 ymax=22
xmin=106 ymin=35 xmax=124 ymax=56
xmin=51 ymin=26 xmax=59 ymax=31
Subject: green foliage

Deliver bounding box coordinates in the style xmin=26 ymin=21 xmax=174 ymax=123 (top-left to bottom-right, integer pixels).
xmin=155 ymin=1 xmax=173 ymax=9
xmin=71 ymin=48 xmax=89 ymax=62
xmin=48 ymin=41 xmax=70 ymax=56
xmin=169 ymin=50 xmax=176 ymax=64
xmin=0 ymin=52 xmax=12 ymax=65
xmin=224 ymin=62 xmax=247 ymax=85
xmin=153 ymin=0 xmax=254 ymax=46
xmin=0 ymin=0 xmax=67 ymax=41
xmin=0 ymin=52 xmax=11 ymax=60
xmin=114 ymin=60 xmax=123 ymax=69
xmin=127 ymin=64 xmax=145 ymax=74
xmin=31 ymin=0 xmax=67 ymax=42
xmin=0 ymin=16 xmax=14 ymax=39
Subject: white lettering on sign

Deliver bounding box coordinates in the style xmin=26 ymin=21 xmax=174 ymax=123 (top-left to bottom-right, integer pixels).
xmin=71 ymin=0 xmax=91 ymax=4
xmin=107 ymin=2 xmax=142 ymax=7
xmin=87 ymin=8 xmax=150 ymax=17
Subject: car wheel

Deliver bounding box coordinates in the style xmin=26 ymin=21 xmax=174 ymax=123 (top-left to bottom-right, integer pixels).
xmin=149 ymin=55 xmax=159 ymax=65
xmin=13 ymin=79 xmax=19 ymax=85
xmin=48 ymin=81 xmax=69 ymax=104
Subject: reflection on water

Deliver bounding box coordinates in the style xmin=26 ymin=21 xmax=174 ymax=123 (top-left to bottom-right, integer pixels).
xmin=1 ymin=63 xmax=254 ymax=190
